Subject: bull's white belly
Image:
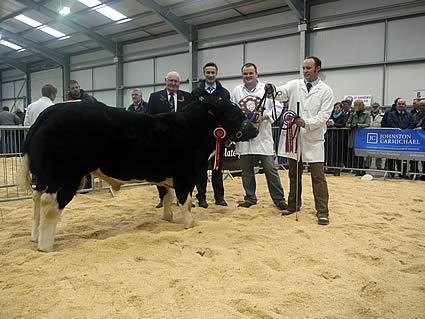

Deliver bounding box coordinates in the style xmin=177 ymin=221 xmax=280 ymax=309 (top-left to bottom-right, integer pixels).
xmin=92 ymin=168 xmax=173 ymax=191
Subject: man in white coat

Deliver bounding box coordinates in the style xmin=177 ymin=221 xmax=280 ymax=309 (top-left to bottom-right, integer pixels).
xmin=24 ymin=84 xmax=57 ymax=126
xmin=232 ymin=62 xmax=287 ymax=210
xmin=277 ymin=56 xmax=333 ymax=225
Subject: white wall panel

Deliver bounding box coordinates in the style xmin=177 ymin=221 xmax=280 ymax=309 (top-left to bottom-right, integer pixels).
xmin=31 ymin=68 xmax=63 ymax=102
xmin=246 ymin=36 xmax=299 ymax=74
xmin=387 ymin=16 xmax=425 ymax=61
xmin=70 ymin=50 xmax=114 ymax=69
xmin=93 ymin=65 xmax=116 ymax=89
xmin=93 ymin=90 xmax=116 ymax=106
xmin=123 ymin=59 xmax=154 ymax=86
xmin=385 ymin=62 xmax=425 ymax=105
xmin=310 ymin=23 xmax=385 ymax=67
xmin=70 ymin=69 xmax=92 ymax=91
xmin=2 ymin=82 xmax=14 ymax=99
xmin=155 ymin=53 xmax=189 ymax=83
xmin=321 ymin=66 xmax=383 ymax=104
xmin=197 ymin=45 xmax=243 ymax=78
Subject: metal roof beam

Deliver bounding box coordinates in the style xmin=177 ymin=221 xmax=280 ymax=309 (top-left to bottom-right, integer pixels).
xmin=285 ymin=0 xmax=305 ymax=20
xmin=136 ymin=0 xmax=192 ymax=41
xmin=0 ymin=28 xmax=67 ymax=66
xmin=0 ymin=55 xmax=27 ymax=72
xmin=16 ymin=0 xmax=117 ymax=54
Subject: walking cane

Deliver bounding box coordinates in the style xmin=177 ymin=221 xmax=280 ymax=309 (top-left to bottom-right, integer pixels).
xmin=295 ymin=102 xmax=300 ymax=222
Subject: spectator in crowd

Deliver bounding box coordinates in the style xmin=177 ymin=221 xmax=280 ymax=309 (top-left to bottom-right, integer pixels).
xmin=24 ymin=84 xmax=57 ymax=126
xmin=14 ymin=109 xmax=25 ymax=123
xmin=326 ymin=102 xmax=348 ymax=175
xmin=346 ymin=100 xmax=371 ymax=176
xmin=67 ymin=80 xmax=97 ymax=103
xmin=67 ymin=80 xmax=97 ymax=190
xmin=277 ymin=56 xmax=333 ymax=225
xmin=192 ymin=62 xmax=231 ymax=207
xmin=147 ymin=71 xmax=193 ymax=208
xmin=381 ymin=97 xmax=400 ymax=128
xmin=0 ymin=106 xmax=21 ymax=125
xmin=415 ymin=100 xmax=425 ymax=180
xmin=341 ymin=97 xmax=353 ymax=115
xmin=0 ymin=106 xmax=22 ymax=154
xmin=366 ymin=102 xmax=384 ymax=170
xmin=411 ymin=98 xmax=421 ymax=117
xmin=387 ymin=98 xmax=415 ymax=178
xmin=232 ymin=62 xmax=287 ymax=211
xmin=127 ymin=88 xmax=147 ymax=113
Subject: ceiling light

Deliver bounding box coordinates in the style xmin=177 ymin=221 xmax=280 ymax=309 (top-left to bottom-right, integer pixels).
xmin=0 ymin=40 xmax=23 ymax=50
xmin=59 ymin=35 xmax=71 ymax=40
xmin=15 ymin=14 xmax=42 ymax=27
xmin=78 ymin=0 xmax=101 ymax=7
xmin=96 ymin=6 xmax=127 ymax=21
xmin=59 ymin=6 xmax=70 ymax=15
xmin=116 ymin=18 xmax=132 ymax=24
xmin=38 ymin=26 xmax=66 ymax=38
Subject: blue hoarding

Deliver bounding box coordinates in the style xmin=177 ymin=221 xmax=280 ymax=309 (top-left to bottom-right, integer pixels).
xmin=354 ymin=128 xmax=425 ymax=160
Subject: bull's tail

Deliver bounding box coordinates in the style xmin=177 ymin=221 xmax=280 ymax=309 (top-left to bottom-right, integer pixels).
xmin=18 ymin=154 xmax=32 ymax=192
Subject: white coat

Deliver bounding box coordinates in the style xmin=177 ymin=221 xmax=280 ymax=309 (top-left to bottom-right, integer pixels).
xmin=24 ymin=96 xmax=54 ymax=126
xmin=231 ymin=81 xmax=283 ymax=155
xmin=277 ymin=79 xmax=333 ymax=162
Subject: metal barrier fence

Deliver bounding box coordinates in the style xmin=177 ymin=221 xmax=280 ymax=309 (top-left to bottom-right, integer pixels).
xmin=1 ymin=125 xmax=424 ymax=203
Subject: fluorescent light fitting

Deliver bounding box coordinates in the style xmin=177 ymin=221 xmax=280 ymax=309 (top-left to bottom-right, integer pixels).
xmin=116 ymin=18 xmax=132 ymax=24
xmin=17 ymin=48 xmax=26 ymax=52
xmin=96 ymin=6 xmax=127 ymax=21
xmin=39 ymin=26 xmax=66 ymax=38
xmin=78 ymin=0 xmax=101 ymax=7
xmin=59 ymin=35 xmax=71 ymax=40
xmin=59 ymin=6 xmax=71 ymax=15
xmin=0 ymin=40 xmax=23 ymax=50
xmin=15 ymin=14 xmax=42 ymax=27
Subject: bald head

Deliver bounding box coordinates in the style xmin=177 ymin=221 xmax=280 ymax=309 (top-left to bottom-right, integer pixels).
xmin=165 ymin=71 xmax=181 ymax=93
xmin=396 ymin=98 xmax=406 ymax=112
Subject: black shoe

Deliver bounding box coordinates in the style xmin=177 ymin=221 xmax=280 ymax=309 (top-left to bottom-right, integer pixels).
xmin=237 ymin=201 xmax=256 ymax=208
xmin=317 ymin=215 xmax=329 ymax=225
xmin=275 ymin=201 xmax=288 ymax=211
xmin=155 ymin=201 xmax=163 ymax=208
xmin=198 ymin=199 xmax=208 ymax=208
xmin=215 ymin=199 xmax=228 ymax=206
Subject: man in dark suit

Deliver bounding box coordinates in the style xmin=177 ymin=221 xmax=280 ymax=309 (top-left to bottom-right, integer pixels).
xmin=127 ymin=88 xmax=148 ymax=113
xmin=147 ymin=71 xmax=193 ymax=208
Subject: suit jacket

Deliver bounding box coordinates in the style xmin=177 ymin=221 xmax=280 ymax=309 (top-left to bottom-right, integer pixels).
xmin=147 ymin=89 xmax=192 ymax=115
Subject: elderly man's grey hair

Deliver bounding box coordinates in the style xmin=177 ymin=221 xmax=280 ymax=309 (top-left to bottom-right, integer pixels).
xmin=131 ymin=88 xmax=142 ymax=96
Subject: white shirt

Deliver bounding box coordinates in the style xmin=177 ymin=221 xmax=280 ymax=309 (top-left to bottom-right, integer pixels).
xmin=24 ymin=96 xmax=54 ymax=126
xmin=231 ymin=80 xmax=283 ymax=155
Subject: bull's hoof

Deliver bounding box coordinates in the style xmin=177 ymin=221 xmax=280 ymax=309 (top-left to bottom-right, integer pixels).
xmin=162 ymin=212 xmax=173 ymax=222
xmin=183 ymin=219 xmax=194 ymax=229
xmin=37 ymin=245 xmax=53 ymax=253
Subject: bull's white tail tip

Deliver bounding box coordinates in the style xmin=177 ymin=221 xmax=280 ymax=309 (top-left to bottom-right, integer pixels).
xmin=18 ymin=154 xmax=32 ymax=192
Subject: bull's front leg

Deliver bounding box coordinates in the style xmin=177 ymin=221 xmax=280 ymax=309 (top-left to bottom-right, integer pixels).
xmin=180 ymin=194 xmax=194 ymax=229
xmin=38 ymin=193 xmax=62 ymax=252
xmin=31 ymin=191 xmax=43 ymax=242
xmin=162 ymin=187 xmax=174 ymax=222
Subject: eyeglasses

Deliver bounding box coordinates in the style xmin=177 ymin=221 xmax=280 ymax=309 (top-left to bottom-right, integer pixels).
xmin=166 ymin=79 xmax=179 ymax=83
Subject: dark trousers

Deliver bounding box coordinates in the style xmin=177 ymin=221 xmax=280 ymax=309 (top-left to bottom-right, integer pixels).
xmin=195 ymin=145 xmax=225 ymax=201
xmin=288 ymin=159 xmax=329 ymax=216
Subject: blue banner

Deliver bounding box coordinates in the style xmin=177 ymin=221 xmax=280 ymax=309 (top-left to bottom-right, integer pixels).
xmin=354 ymin=128 xmax=425 ymax=160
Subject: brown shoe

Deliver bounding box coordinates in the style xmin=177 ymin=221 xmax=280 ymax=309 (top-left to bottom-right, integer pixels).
xmin=215 ymin=199 xmax=228 ymax=206
xmin=155 ymin=201 xmax=163 ymax=208
xmin=237 ymin=201 xmax=256 ymax=208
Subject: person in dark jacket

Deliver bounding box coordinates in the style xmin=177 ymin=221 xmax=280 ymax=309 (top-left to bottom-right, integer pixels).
xmin=387 ymin=98 xmax=415 ymax=178
xmin=67 ymin=80 xmax=97 ymax=190
xmin=127 ymin=88 xmax=148 ymax=113
xmin=326 ymin=102 xmax=348 ymax=174
xmin=192 ymin=62 xmax=231 ymax=207
xmin=67 ymin=80 xmax=97 ymax=103
xmin=147 ymin=71 xmax=193 ymax=208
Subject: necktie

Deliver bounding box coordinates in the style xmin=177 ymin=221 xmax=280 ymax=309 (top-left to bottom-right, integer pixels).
xmin=169 ymin=93 xmax=175 ymax=112
xmin=306 ymin=82 xmax=312 ymax=93
xmin=207 ymin=86 xmax=214 ymax=94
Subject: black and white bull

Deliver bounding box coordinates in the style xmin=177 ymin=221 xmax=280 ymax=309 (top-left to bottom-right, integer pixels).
xmin=19 ymin=100 xmax=257 ymax=252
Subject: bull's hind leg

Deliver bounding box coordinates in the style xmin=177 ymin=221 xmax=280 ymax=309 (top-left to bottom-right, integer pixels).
xmin=180 ymin=194 xmax=194 ymax=229
xmin=162 ymin=187 xmax=174 ymax=222
xmin=38 ymin=193 xmax=62 ymax=252
xmin=31 ymin=191 xmax=43 ymax=242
